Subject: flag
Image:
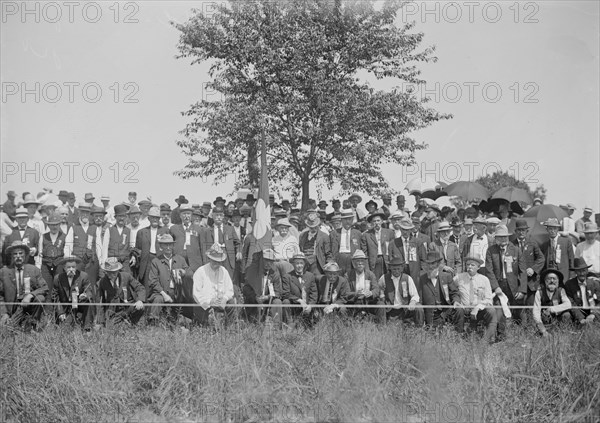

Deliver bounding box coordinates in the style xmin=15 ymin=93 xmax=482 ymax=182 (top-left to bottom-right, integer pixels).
xmin=244 ymin=131 xmax=272 ymax=293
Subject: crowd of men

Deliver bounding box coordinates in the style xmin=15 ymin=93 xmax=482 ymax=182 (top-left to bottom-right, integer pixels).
xmin=0 ymin=189 xmax=599 ymax=343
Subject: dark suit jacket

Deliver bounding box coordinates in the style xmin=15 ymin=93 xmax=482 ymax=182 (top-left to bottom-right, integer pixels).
xmin=147 ymin=254 xmax=188 ymax=297
xmin=511 ymin=236 xmax=545 ymax=291
xmin=485 ymin=243 xmax=527 ymax=294
xmin=67 ymin=207 xmax=79 ymax=226
xmin=428 ymin=240 xmax=462 ymax=274
xmin=244 ymin=267 xmax=283 ymax=299
xmin=564 ymin=277 xmax=600 ymax=308
xmin=412 ymin=232 xmax=431 ymax=249
xmin=3 ymin=227 xmax=40 ymax=263
xmin=97 ymin=272 xmax=145 ymax=323
xmin=0 ymin=264 xmax=47 ymax=316
xmin=361 ymin=228 xmax=394 ymax=271
xmin=282 ymin=271 xmax=318 ymax=304
xmin=134 ymin=226 xmax=170 ymax=283
xmin=52 ymin=270 xmax=93 ymax=315
xmin=389 ymin=236 xmax=426 ymax=286
xmin=419 ymin=272 xmax=460 ymax=325
xmin=345 ymin=269 xmax=380 ymax=302
xmin=330 ymin=228 xmax=363 ymax=257
xmin=299 ymin=230 xmax=332 ymax=270
xmin=540 ymin=237 xmax=575 ymax=281
xmin=317 ymin=275 xmax=350 ymax=305
xmin=170 ymin=224 xmax=204 ymax=272
xmin=41 ymin=231 xmax=67 ymax=267
xmin=199 ymin=224 xmax=240 ymax=269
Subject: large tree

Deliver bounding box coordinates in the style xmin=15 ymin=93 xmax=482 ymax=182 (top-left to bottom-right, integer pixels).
xmin=174 ymin=0 xmax=450 ymax=209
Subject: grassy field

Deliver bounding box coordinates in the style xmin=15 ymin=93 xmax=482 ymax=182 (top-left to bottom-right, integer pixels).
xmin=1 ymin=318 xmax=599 ymax=423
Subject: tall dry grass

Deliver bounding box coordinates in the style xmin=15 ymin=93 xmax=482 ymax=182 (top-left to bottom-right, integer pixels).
xmin=1 ymin=318 xmax=598 ymax=423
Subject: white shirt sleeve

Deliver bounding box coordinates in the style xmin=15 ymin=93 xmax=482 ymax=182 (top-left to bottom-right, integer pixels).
xmin=407 ymin=275 xmax=419 ymax=304
xmin=192 ymin=267 xmax=211 ymax=310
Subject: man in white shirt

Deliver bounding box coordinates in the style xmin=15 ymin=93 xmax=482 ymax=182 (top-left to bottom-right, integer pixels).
xmin=575 ymin=223 xmax=600 ymax=276
xmin=452 ymin=256 xmax=497 ymax=343
xmin=127 ymin=206 xmax=143 ymax=249
xmin=559 ymin=204 xmax=579 ymax=247
xmin=378 ymin=257 xmax=423 ymax=325
xmin=192 ymin=244 xmax=236 ymax=327
xmin=101 ymin=195 xmax=116 ymax=227
xmin=272 ymin=218 xmax=300 ymax=263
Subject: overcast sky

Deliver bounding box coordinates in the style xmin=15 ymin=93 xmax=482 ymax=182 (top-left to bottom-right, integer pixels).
xmin=1 ymin=1 xmax=598 ymax=213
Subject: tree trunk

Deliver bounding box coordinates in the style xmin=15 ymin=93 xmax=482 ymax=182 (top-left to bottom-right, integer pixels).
xmin=301 ymin=176 xmax=310 ymax=212
xmin=247 ymin=135 xmax=259 ymax=188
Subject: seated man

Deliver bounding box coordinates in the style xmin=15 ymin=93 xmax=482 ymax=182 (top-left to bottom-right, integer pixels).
xmin=0 ymin=241 xmax=48 ymax=330
xmin=52 ymin=256 xmax=94 ymax=330
xmin=420 ymin=250 xmax=461 ymax=329
xmin=281 ymin=253 xmax=318 ymax=326
xmin=192 ymin=244 xmax=236 ymax=327
xmin=345 ymin=250 xmax=383 ymax=322
xmin=532 ymin=269 xmax=572 ymax=337
xmin=315 ymin=262 xmax=350 ymax=318
xmin=452 ymin=256 xmax=497 ymax=343
xmin=378 ymin=256 xmax=423 ymax=325
xmin=564 ymin=258 xmax=600 ymax=326
xmin=242 ymin=248 xmax=283 ymax=326
xmin=97 ymin=257 xmax=145 ymax=326
xmin=146 ymin=234 xmax=188 ymax=325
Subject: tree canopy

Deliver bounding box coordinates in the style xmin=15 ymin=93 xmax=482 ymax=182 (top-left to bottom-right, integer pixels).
xmin=476 ymin=171 xmax=547 ymax=203
xmin=173 ymin=0 xmax=450 ymax=209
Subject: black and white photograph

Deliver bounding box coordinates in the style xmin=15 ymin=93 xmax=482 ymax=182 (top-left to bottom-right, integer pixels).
xmin=1 ymin=1 xmax=599 ymax=422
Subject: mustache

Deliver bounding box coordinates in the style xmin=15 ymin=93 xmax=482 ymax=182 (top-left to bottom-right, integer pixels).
xmin=67 ymin=270 xmax=76 ymax=276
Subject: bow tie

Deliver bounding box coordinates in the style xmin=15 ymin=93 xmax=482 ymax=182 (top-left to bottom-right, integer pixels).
xmin=16 ymin=266 xmax=23 ymax=271
xmin=477 ymin=236 xmax=484 ymax=240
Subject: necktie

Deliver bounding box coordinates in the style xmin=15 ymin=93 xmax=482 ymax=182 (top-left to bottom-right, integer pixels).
xmin=403 ymin=238 xmax=409 ymax=260
xmin=218 ymin=225 xmax=224 ymax=244
xmin=469 ymin=276 xmax=474 ymax=305
xmin=184 ymin=224 xmax=190 ymax=232
xmin=501 ymin=247 xmax=507 ymax=279
xmin=346 ymin=230 xmax=350 ymax=251
xmin=580 ymin=284 xmax=589 ymax=308
xmin=442 ymin=242 xmax=448 ymax=260
xmin=17 ymin=268 xmax=23 ymax=296
xmin=519 ymin=241 xmax=524 ymax=252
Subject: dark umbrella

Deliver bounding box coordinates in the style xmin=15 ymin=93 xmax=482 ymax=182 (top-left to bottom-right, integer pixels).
xmin=479 ymin=199 xmax=524 ymax=215
xmin=491 ymin=187 xmax=532 ymax=205
xmin=445 ymin=181 xmax=489 ymax=202
xmin=510 ymin=204 xmax=569 ymax=245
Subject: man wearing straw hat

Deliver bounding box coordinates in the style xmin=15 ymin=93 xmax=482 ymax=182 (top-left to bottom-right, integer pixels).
xmin=40 ymin=212 xmax=67 ymax=294
xmin=389 ymin=216 xmax=426 ymax=286
xmin=330 ymin=209 xmax=363 ymax=276
xmin=378 ymin=256 xmax=423 ymax=325
xmin=192 ymin=244 xmax=236 ymax=326
xmin=575 ymin=223 xmax=600 ymax=276
xmin=52 ymin=256 xmax=95 ymax=330
xmin=427 ymin=221 xmax=461 ymax=275
xmin=564 ymin=258 xmax=600 ymax=326
xmin=540 ymin=218 xmax=575 ymax=281
xmin=3 ymin=206 xmax=40 ymax=266
xmin=314 ymin=262 xmax=350 ymax=319
xmin=452 ymin=256 xmax=497 ymax=343
xmin=281 ymin=252 xmax=319 ymax=326
xmin=0 ymin=241 xmax=48 ymax=329
xmin=146 ymin=234 xmax=188 ymax=325
xmin=344 ymin=250 xmax=384 ymax=321
xmin=575 ymin=207 xmax=594 ymax=242
xmin=97 ymin=257 xmax=145 ymax=326
xmin=242 ymin=248 xmax=283 ymax=326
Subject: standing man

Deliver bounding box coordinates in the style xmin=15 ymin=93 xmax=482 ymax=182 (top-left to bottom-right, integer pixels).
xmin=105 ymin=204 xmax=131 ymax=277
xmin=3 ymin=207 xmax=40 ymax=266
xmin=100 ymin=195 xmax=116 ymax=226
xmin=395 ymin=195 xmax=406 ymax=214
xmin=326 ymin=199 xmax=342 ymax=222
xmin=0 ymin=241 xmax=47 ymax=329
xmin=361 ymin=210 xmax=394 ymax=280
xmin=170 ymin=204 xmax=204 ymax=272
xmin=348 ymin=193 xmax=366 ymax=223
xmin=146 ymin=234 xmax=188 ymax=324
xmin=540 ymin=218 xmax=575 ymax=281
xmin=170 ymin=195 xmax=188 ymax=225
xmin=127 ymin=206 xmax=144 ymax=251
xmin=299 ymin=212 xmax=332 ymax=278
xmin=63 ymin=203 xmax=96 ymax=279
xmin=428 ymin=222 xmax=462 ymax=275
xmin=160 ymin=203 xmax=173 ymax=229
xmin=389 ymin=216 xmax=426 ymax=287
xmin=134 ymin=206 xmax=169 ymax=286
xmin=3 ymin=190 xmax=17 ymax=221
xmin=511 ymin=219 xmax=545 ymax=306
xmin=559 ymin=204 xmax=579 ymax=246
xmin=575 ymin=223 xmax=600 ymax=276
xmin=66 ymin=192 xmax=78 ymax=226
xmin=329 ymin=209 xmax=363 ymax=276
xmin=575 ymin=207 xmax=594 ymax=242
xmin=462 ymin=216 xmax=491 ymax=274
xmin=200 ymin=207 xmax=240 ymax=280
xmin=40 ymin=212 xmax=66 ymax=294
xmin=486 ymin=225 xmax=527 ymax=340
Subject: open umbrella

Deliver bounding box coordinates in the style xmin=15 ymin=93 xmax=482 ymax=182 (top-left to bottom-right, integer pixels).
xmin=405 ymin=176 xmax=447 ymax=200
xmin=509 ymin=204 xmax=569 ymax=245
xmin=445 ymin=181 xmax=489 ymax=202
xmin=491 ymin=187 xmax=532 ymax=205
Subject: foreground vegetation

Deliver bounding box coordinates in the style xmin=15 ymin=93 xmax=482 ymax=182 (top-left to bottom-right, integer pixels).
xmin=1 ymin=318 xmax=599 ymax=423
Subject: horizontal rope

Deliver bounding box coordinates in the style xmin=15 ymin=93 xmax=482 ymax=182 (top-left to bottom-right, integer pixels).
xmin=2 ymin=302 xmax=599 ymax=310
